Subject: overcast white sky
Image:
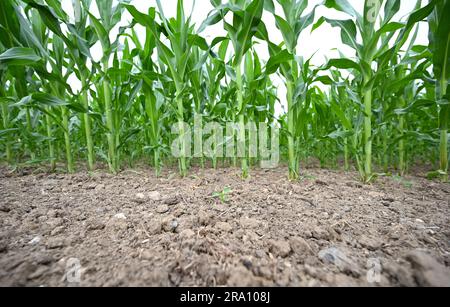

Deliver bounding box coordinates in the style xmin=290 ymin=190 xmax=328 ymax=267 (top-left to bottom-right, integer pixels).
xmin=60 ymin=0 xmax=430 ymax=115
xmin=121 ymin=0 xmax=429 ymax=62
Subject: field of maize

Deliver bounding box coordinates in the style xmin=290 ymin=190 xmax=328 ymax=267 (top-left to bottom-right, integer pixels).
xmin=0 ymin=0 xmax=449 ymax=288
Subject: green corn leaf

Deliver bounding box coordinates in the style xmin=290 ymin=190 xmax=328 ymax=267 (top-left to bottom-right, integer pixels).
xmin=0 ymin=47 xmax=41 ymax=66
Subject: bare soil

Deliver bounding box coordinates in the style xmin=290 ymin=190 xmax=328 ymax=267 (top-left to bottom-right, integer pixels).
xmin=1 ymin=166 xmax=449 ymax=287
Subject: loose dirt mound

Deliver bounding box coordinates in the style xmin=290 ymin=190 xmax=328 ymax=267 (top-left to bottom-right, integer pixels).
xmin=0 ymin=167 xmax=449 ymax=287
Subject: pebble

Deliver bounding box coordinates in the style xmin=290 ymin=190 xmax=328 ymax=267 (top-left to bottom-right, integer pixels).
xmin=134 ymin=193 xmax=146 ymax=204
xmin=46 ymin=238 xmax=65 ymax=249
xmin=269 ymin=240 xmax=291 ymax=258
xmin=318 ymin=247 xmax=361 ymax=277
xmin=359 ymin=235 xmax=382 ymax=251
xmin=148 ymin=191 xmax=162 ymax=201
xmin=114 ymin=213 xmax=127 ymax=220
xmin=163 ymin=196 xmax=179 ymax=206
xmin=162 ymin=217 xmax=178 ymax=232
xmin=29 ymin=236 xmax=41 ymax=245
xmin=156 ymin=205 xmax=170 ymax=214
xmin=35 ymin=254 xmax=54 ymax=265
xmin=87 ymin=221 xmax=106 ymax=231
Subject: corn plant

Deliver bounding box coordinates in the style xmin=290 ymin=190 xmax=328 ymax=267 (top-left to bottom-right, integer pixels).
xmin=323 ymin=0 xmax=437 ymax=181
xmin=260 ymin=0 xmax=318 ymax=179
xmin=87 ymin=0 xmax=130 ymax=173
xmin=23 ymin=0 xmax=98 ymax=170
xmin=201 ymin=0 xmax=265 ymax=178
xmin=0 ymin=0 xmax=446 ymax=184
xmin=126 ymin=0 xmax=210 ymax=177
xmin=428 ymin=0 xmax=450 ymax=181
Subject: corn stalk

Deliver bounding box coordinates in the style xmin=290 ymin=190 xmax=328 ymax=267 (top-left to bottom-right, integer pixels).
xmin=428 ymin=0 xmax=450 ymax=181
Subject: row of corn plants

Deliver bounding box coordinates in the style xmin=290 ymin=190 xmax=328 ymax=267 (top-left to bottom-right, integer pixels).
xmin=0 ymin=0 xmax=448 ymax=182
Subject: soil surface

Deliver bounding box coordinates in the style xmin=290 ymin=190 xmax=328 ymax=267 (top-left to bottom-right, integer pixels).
xmin=1 ymin=166 xmax=449 ymax=287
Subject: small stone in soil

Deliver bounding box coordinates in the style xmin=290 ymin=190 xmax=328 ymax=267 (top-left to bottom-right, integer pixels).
xmin=156 ymin=204 xmax=170 ymax=214
xmin=359 ymin=235 xmax=382 ymax=251
xmin=255 ymin=250 xmax=266 ymax=259
xmin=162 ymin=217 xmax=178 ymax=232
xmin=241 ymin=257 xmax=253 ymax=270
xmin=134 ymin=193 xmax=147 ymax=204
xmin=85 ymin=183 xmax=97 ymax=190
xmin=148 ymin=191 xmax=161 ymax=201
xmin=318 ymin=247 xmax=360 ymax=277
xmin=114 ymin=213 xmax=127 ymax=220
xmin=171 ymin=220 xmax=179 ymax=231
xmin=87 ymin=221 xmax=106 ymax=231
xmin=163 ymin=196 xmax=179 ymax=206
xmin=35 ymin=254 xmax=54 ymax=265
xmin=269 ymin=240 xmax=291 ymax=258
xmin=46 ymin=238 xmax=65 ymax=249
xmin=29 ymin=236 xmax=41 ymax=245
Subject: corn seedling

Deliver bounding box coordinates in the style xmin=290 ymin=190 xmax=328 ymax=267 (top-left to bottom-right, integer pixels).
xmin=212 ymin=187 xmax=233 ymax=203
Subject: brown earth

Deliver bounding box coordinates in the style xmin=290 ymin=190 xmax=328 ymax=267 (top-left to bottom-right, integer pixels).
xmin=0 ymin=166 xmax=449 ymax=287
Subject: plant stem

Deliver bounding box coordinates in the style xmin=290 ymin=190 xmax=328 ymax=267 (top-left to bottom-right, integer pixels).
xmin=382 ymin=128 xmax=388 ymax=173
xmin=440 ymin=76 xmax=448 ymax=181
xmin=45 ymin=109 xmax=56 ymax=171
xmin=344 ymin=137 xmax=349 ymax=171
xmin=1 ymin=98 xmax=12 ymax=163
xmin=80 ymin=78 xmax=94 ymax=171
xmin=235 ymin=64 xmax=248 ymax=178
xmin=102 ymin=63 xmax=117 ymax=174
xmin=154 ymin=149 xmax=160 ymax=176
xmin=398 ymin=97 xmax=406 ymax=175
xmin=61 ymin=106 xmax=74 ymax=173
xmin=50 ymin=82 xmax=73 ymax=173
xmin=145 ymin=92 xmax=160 ymax=176
xmin=287 ymin=80 xmax=298 ymax=180
xmin=175 ymin=91 xmax=187 ymax=177
xmin=25 ymin=108 xmax=36 ymax=160
xmin=363 ymin=76 xmax=373 ymax=181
